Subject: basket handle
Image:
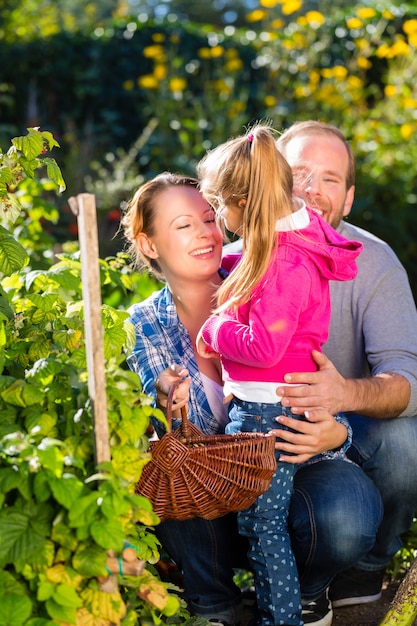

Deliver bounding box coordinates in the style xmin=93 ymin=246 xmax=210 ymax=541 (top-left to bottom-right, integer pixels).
xmin=166 ymin=384 xmax=191 ymax=438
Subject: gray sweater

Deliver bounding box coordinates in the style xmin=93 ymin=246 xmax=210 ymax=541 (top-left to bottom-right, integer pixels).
xmin=326 ymin=221 xmax=417 ymax=417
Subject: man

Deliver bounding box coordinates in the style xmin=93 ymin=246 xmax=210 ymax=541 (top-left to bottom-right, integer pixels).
xmin=275 ymin=121 xmax=417 ymax=624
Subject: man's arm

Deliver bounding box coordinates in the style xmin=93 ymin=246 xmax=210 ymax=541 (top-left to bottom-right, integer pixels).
xmin=278 ymin=350 xmax=410 ymax=418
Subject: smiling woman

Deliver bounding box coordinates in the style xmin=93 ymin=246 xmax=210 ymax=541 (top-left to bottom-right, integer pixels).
xmin=120 ymin=171 xmax=246 ymax=625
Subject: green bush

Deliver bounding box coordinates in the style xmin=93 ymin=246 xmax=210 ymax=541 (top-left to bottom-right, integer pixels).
xmin=0 ymin=128 xmax=192 ymax=625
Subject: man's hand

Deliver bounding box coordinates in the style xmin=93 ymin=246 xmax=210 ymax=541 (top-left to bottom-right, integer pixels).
xmin=271 ymin=408 xmax=348 ymax=464
xmin=277 ymin=350 xmax=347 ymax=415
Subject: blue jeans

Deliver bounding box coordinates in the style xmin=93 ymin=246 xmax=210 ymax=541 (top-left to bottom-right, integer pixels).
xmin=290 ymin=459 xmax=383 ymax=600
xmin=227 ymin=398 xmax=304 ymax=626
xmin=346 ymin=412 xmax=417 ymax=571
xmin=155 ymin=513 xmax=245 ymax=623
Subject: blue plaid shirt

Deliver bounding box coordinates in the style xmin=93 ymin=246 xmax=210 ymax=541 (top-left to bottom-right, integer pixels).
xmin=127 ymin=284 xmax=228 ymax=435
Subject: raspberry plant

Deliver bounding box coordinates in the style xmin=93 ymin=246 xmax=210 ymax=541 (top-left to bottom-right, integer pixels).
xmin=0 ymin=128 xmax=191 ymax=625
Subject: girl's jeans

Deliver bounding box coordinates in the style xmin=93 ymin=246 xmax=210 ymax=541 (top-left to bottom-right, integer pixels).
xmin=226 ymin=397 xmax=304 ymax=626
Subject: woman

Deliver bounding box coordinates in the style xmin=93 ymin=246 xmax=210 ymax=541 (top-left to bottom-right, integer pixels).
xmin=122 ymin=172 xmax=382 ymax=626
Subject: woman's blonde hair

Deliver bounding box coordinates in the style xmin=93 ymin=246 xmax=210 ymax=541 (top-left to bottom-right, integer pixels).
xmin=197 ymin=123 xmax=293 ymax=310
xmin=121 ymin=172 xmax=199 ymax=279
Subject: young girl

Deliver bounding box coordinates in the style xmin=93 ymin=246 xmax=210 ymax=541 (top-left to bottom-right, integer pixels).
xmin=196 ymin=124 xmax=363 ymax=626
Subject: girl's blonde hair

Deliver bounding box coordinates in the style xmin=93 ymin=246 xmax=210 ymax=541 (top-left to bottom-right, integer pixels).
xmin=121 ymin=172 xmax=200 ymax=279
xmin=197 ymin=123 xmax=294 ymax=310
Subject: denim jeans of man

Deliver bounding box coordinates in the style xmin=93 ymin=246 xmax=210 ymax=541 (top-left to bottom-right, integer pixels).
xmin=155 ymin=513 xmax=246 ymax=624
xmin=290 ymin=459 xmax=383 ymax=601
xmin=346 ymin=412 xmax=417 ymax=570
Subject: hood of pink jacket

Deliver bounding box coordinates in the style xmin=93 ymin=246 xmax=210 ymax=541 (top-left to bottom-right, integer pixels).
xmin=279 ymin=207 xmax=363 ymax=282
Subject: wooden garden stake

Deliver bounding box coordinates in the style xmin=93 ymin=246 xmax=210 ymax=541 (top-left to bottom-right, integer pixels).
xmin=68 ymin=193 xmax=111 ymax=465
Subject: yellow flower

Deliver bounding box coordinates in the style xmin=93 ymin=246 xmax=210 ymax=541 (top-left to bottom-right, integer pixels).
xmin=382 ymin=10 xmax=394 ymax=20
xmin=408 ymin=33 xmax=417 ymax=47
xmin=309 ymin=70 xmax=320 ymax=85
xmin=346 ymin=17 xmax=362 ymax=30
xmin=305 ymin=11 xmax=325 ymax=27
xmin=357 ymin=56 xmax=371 ymax=69
xmin=143 ymin=45 xmax=165 ymax=60
xmin=138 ymin=75 xmax=159 ymax=89
xmin=282 ymin=0 xmax=302 ymax=15
xmin=152 ymin=33 xmax=165 ymax=42
xmin=260 ymin=0 xmax=279 ymax=6
xmin=390 ymin=39 xmax=410 ymax=57
xmin=347 ymin=76 xmax=363 ymax=89
xmin=400 ymin=124 xmax=413 ymax=140
xmin=357 ymin=8 xmax=376 ymax=19
xmin=123 ymin=80 xmax=134 ymax=91
xmin=384 ymin=85 xmax=397 ymax=97
xmin=169 ymin=78 xmax=187 ymax=93
xmin=376 ymin=43 xmax=390 ymax=58
xmin=213 ymin=79 xmax=232 ymax=95
xmin=333 ymin=65 xmax=348 ymax=79
xmin=154 ymin=64 xmax=167 ymax=80
xmin=198 ymin=47 xmax=211 ymax=59
xmin=211 ymin=45 xmax=225 ymax=58
xmin=321 ymin=68 xmax=334 ymax=79
xmin=403 ymin=19 xmax=417 ymax=35
xmin=271 ymin=18 xmax=285 ymax=29
xmin=403 ymin=97 xmax=417 ymax=108
xmin=264 ymin=95 xmax=277 ymax=107
xmin=225 ymin=58 xmax=243 ymax=72
xmin=294 ymin=85 xmax=310 ymax=98
xmin=246 ymin=9 xmax=268 ymax=22
xmin=226 ymin=48 xmax=239 ymax=59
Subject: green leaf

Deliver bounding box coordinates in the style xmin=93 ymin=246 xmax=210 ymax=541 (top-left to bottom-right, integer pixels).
xmin=12 ymin=130 xmax=43 ymax=160
xmin=37 ymin=580 xmax=54 ymax=602
xmin=0 ymin=228 xmax=29 ymax=276
xmin=53 ymin=584 xmax=82 ymax=608
xmin=45 ymin=597 xmax=76 ymax=624
xmin=37 ymin=443 xmax=65 ymax=475
xmin=26 ymin=358 xmax=62 ymax=385
xmin=72 ymin=544 xmax=107 ymax=577
xmin=44 ymin=158 xmax=66 ymax=192
xmin=0 ymin=593 xmax=32 ymax=625
xmin=0 ymin=512 xmax=28 ymax=556
xmin=49 ymin=473 xmax=85 ymax=509
xmin=0 ymin=194 xmax=22 ymax=225
xmin=68 ymin=492 xmax=99 ymax=528
xmin=90 ymin=518 xmax=125 ymax=551
xmin=1 ymin=379 xmax=44 ymax=407
xmin=0 ymin=467 xmax=26 ymax=496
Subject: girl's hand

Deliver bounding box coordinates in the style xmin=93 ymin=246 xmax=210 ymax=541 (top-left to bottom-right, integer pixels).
xmin=196 ymin=328 xmax=219 ymax=359
xmin=270 ymin=409 xmax=348 ymax=464
xmin=155 ymin=364 xmax=190 ymax=410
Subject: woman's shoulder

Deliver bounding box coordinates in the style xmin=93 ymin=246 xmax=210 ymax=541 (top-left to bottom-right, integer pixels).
xmin=128 ymin=287 xmax=166 ymax=324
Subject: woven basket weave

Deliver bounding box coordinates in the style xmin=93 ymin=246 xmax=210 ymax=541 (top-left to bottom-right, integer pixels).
xmin=136 ymin=385 xmax=277 ymax=521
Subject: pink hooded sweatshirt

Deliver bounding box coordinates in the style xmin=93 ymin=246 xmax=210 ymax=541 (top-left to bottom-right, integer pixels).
xmin=200 ymin=206 xmax=363 ymax=384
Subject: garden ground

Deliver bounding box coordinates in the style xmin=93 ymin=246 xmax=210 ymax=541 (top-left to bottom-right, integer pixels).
xmin=240 ymin=576 xmax=416 ymax=626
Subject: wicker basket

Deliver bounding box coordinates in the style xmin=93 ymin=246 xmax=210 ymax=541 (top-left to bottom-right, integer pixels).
xmin=135 ymin=386 xmax=277 ymax=521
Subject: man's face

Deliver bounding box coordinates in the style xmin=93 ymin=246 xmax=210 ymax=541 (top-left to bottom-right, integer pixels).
xmin=280 ymin=133 xmax=355 ymax=229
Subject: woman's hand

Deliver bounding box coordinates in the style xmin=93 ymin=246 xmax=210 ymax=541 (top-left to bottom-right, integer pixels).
xmin=271 ymin=409 xmax=348 ymax=464
xmin=155 ymin=364 xmax=190 ymax=410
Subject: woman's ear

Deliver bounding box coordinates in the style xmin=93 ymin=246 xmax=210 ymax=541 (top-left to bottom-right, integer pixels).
xmin=238 ymin=198 xmax=247 ymax=210
xmin=136 ymin=233 xmax=159 ymax=259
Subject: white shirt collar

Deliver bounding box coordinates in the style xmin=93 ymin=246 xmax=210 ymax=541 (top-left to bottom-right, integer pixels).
xmin=275 ymin=198 xmax=309 ymax=232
